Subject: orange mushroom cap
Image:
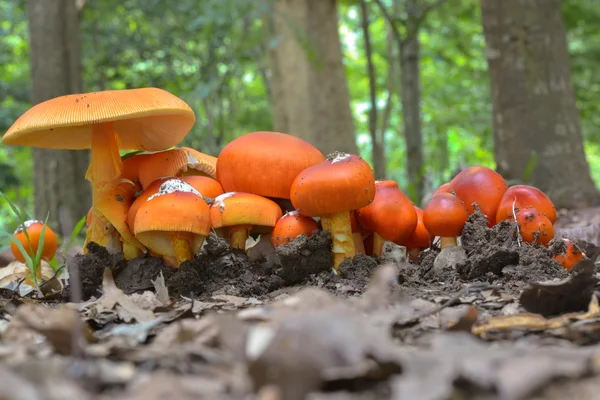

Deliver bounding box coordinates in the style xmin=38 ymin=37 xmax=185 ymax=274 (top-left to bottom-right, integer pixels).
xmin=181 ymin=147 xmax=217 ymax=178
xmin=554 ymin=238 xmax=585 ymax=270
xmin=180 ymin=176 xmax=224 ymax=199
xmin=404 ymin=206 xmax=431 ymax=249
xmin=136 ymin=149 xmax=189 ymax=190
xmin=127 ymin=176 xmax=174 ymax=232
xmin=433 ymin=182 xmax=453 ymax=196
xmin=423 ymin=193 xmax=468 ymax=238
xmin=216 ymin=131 xmax=325 ymax=199
xmin=290 ymin=153 xmax=376 ymax=217
xmin=134 ymin=180 xmax=211 ymax=256
xmin=496 ymin=185 xmax=556 ymax=225
xmin=270 ymin=211 xmax=319 ymax=247
xmin=515 ymin=208 xmax=554 ymax=247
xmin=450 ymin=166 xmax=508 ymax=227
xmin=210 ymin=192 xmax=283 ymax=233
xmin=11 ymin=220 xmax=58 ymax=263
xmin=356 ymin=180 xmax=417 ymax=243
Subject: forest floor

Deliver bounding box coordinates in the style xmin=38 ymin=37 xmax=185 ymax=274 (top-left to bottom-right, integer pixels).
xmin=1 ymin=209 xmax=600 ymax=400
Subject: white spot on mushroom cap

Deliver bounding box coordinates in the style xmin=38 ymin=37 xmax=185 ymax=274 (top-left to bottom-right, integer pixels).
xmin=213 ymin=192 xmax=237 ymax=211
xmin=13 ymin=219 xmax=42 ymax=235
xmin=330 ymin=152 xmax=351 ymax=164
xmin=146 ymin=179 xmax=202 ymax=202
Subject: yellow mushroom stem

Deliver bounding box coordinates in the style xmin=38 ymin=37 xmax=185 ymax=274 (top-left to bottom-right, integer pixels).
xmin=372 ymin=232 xmax=385 ymax=257
xmin=228 ymin=224 xmax=252 ymax=250
xmin=171 ymin=231 xmax=194 ymax=266
xmin=321 ymin=211 xmax=355 ymax=272
xmin=440 ymin=236 xmax=458 ymax=249
xmin=84 ymin=122 xmax=123 ymax=251
xmin=353 ymin=232 xmax=366 ymax=255
xmin=122 ymin=242 xmax=143 ymax=260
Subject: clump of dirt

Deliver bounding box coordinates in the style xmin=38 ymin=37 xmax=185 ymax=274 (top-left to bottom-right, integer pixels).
xmin=113 ymin=255 xmax=174 ymax=294
xmin=65 ymin=242 xmax=122 ymax=300
xmin=272 ymin=230 xmax=333 ymax=284
xmin=303 ymin=254 xmax=381 ymax=296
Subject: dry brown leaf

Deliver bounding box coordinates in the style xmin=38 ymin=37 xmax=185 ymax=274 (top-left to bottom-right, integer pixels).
xmin=473 ymin=295 xmax=600 ymax=336
xmin=0 ymin=260 xmax=56 ymax=288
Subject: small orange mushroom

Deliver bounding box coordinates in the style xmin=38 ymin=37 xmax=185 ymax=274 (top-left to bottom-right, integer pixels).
xmin=11 ymin=220 xmax=58 ymax=264
xmin=496 ymin=185 xmax=556 ymax=224
xmin=356 ymin=180 xmax=417 ymax=256
xmin=134 ymin=179 xmax=211 ymax=267
xmin=210 ymin=192 xmax=283 ymax=250
xmin=515 ymin=208 xmax=554 ymax=247
xmin=127 ymin=176 xmax=173 ymax=234
xmin=290 ymin=153 xmax=376 ymax=270
xmin=180 ymin=176 xmax=224 ymax=199
xmin=554 ymin=238 xmax=585 ymax=270
xmin=451 ymin=166 xmax=508 ymax=227
xmin=423 ymin=193 xmax=468 ymax=249
xmin=349 ymin=211 xmax=367 ymax=254
xmin=270 ymin=211 xmax=319 ymax=247
xmin=403 ymin=206 xmax=431 ymax=262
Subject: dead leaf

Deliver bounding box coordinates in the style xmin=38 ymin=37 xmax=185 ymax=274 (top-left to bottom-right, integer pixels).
xmin=520 ymin=258 xmax=598 ymax=317
xmin=88 ymin=269 xmax=154 ymax=323
xmin=151 ymin=272 xmax=169 ymax=306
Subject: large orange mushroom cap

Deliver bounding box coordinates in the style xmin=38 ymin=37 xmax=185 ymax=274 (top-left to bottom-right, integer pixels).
xmin=180 ymin=176 xmax=224 ymax=199
xmin=216 ymin=131 xmax=325 ymax=199
xmin=290 ymin=153 xmax=376 ymax=217
xmin=356 ymin=180 xmax=417 ymax=244
xmin=11 ymin=220 xmax=58 ymax=263
xmin=127 ymin=176 xmax=174 ymax=232
xmin=451 ymin=166 xmax=508 ymax=227
xmin=423 ymin=192 xmax=468 ymax=247
xmin=270 ymin=211 xmax=319 ymax=247
xmin=404 ymin=206 xmax=431 ymax=249
xmin=136 ymin=149 xmax=189 ymax=189
xmin=181 ymin=147 xmax=217 ymax=178
xmin=515 ymin=208 xmax=554 ymax=247
xmin=496 ymin=185 xmax=557 ymax=224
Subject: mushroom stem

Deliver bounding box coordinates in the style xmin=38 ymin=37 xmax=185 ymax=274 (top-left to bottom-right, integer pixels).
xmin=229 ymin=225 xmax=252 ymax=250
xmin=85 ymin=122 xmax=124 ymax=250
xmin=440 ymin=236 xmax=458 ymax=249
xmin=321 ymin=211 xmax=355 ymax=271
xmin=122 ymin=242 xmax=143 ymax=260
xmin=408 ymin=248 xmax=421 ymax=263
xmin=372 ymin=232 xmax=385 ymax=256
xmin=353 ymin=232 xmax=366 ymax=255
xmin=172 ymin=232 xmax=193 ymax=267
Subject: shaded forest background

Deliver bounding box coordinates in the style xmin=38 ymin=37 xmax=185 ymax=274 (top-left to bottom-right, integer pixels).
xmin=1 ymin=0 xmax=600 ymax=236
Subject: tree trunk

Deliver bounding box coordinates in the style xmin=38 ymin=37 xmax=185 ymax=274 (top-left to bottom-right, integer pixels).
xmin=27 ymin=0 xmax=91 ymax=238
xmin=269 ymin=0 xmax=358 ymax=156
xmin=399 ymin=2 xmax=424 ymax=204
xmin=480 ymin=0 xmax=600 ymax=209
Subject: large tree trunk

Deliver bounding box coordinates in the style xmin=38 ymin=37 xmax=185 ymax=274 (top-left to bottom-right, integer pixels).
xmin=27 ymin=0 xmax=91 ymax=238
xmin=269 ymin=0 xmax=358 ymax=156
xmin=480 ymin=0 xmax=600 ymax=209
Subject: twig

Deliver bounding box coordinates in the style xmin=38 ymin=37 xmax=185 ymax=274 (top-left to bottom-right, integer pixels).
xmin=512 ymin=197 xmax=521 ymax=247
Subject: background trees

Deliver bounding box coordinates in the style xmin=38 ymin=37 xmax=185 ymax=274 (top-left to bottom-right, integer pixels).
xmin=1 ymin=0 xmax=599 ymax=232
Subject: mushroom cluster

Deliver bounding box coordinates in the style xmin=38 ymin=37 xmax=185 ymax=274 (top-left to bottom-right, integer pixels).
xmin=2 ymin=88 xmax=581 ymax=272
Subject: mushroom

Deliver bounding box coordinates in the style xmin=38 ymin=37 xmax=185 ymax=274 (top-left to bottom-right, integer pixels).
xmin=180 ymin=176 xmax=224 ymax=199
xmin=450 ymin=166 xmax=508 ymax=227
xmin=515 ymin=208 xmax=554 ymax=247
xmin=356 ymin=180 xmax=417 ymax=256
xmin=496 ymin=184 xmax=557 ymax=224
xmin=270 ymin=211 xmax=319 ymax=248
xmin=216 ymin=131 xmax=325 ymax=200
xmin=210 ymin=192 xmax=283 ymax=250
xmin=181 ymin=147 xmax=217 ymax=178
xmin=403 ymin=206 xmax=431 ymax=262
xmin=11 ymin=220 xmax=58 ymax=265
xmin=554 ymin=238 xmax=585 ymax=270
xmin=136 ymin=149 xmax=190 ymax=189
xmin=1 ymin=88 xmax=195 ymax=254
xmin=134 ymin=179 xmax=210 ymax=268
xmin=127 ymin=177 xmax=174 ymax=233
xmin=349 ymin=211 xmax=367 ymax=255
xmin=290 ymin=153 xmax=376 ymax=270
xmin=423 ymin=192 xmax=468 ymax=249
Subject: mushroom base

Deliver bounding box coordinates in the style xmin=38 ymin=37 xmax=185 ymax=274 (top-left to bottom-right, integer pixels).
xmin=353 ymin=232 xmax=366 ymax=255
xmin=228 ymin=225 xmax=252 ymax=250
xmin=321 ymin=211 xmax=355 ymax=272
xmin=372 ymin=232 xmax=385 ymax=256
xmin=440 ymin=236 xmax=458 ymax=249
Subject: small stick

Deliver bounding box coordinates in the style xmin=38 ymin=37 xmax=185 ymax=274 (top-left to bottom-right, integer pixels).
xmin=512 ymin=197 xmax=521 ymax=247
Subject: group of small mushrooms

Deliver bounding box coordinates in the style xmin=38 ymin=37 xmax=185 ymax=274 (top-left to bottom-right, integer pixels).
xmin=2 ymin=88 xmax=584 ymax=272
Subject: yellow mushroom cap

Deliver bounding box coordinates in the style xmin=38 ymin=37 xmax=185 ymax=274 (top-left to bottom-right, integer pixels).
xmin=2 ymin=88 xmax=195 ymax=151
xmin=210 ymin=192 xmax=282 ymax=232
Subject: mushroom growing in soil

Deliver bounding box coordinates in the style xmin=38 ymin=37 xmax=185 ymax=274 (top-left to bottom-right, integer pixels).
xmin=134 ymin=179 xmax=211 ymax=268
xmin=216 ymin=131 xmax=325 ymax=204
xmin=270 ymin=211 xmax=319 ymax=248
xmin=450 ymin=166 xmax=508 ymax=227
xmin=403 ymin=206 xmax=431 ymax=262
xmin=555 ymin=238 xmax=586 ymax=270
xmin=1 ymin=88 xmax=195 ymax=254
xmin=11 ymin=220 xmax=58 ymax=265
xmin=515 ymin=208 xmax=554 ymax=247
xmin=210 ymin=192 xmax=283 ymax=250
xmin=290 ymin=153 xmax=376 ymax=270
xmin=495 ymin=184 xmax=557 ymax=225
xmin=356 ymin=180 xmax=417 ymax=256
xmin=423 ymin=192 xmax=468 ymax=249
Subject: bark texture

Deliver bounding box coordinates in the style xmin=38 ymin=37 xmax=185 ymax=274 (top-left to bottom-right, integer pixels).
xmin=27 ymin=0 xmax=91 ymax=238
xmin=480 ymin=0 xmax=600 ymax=208
xmin=269 ymin=0 xmax=358 ymax=156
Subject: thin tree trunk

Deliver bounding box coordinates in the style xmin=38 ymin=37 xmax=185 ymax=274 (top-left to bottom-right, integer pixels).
xmin=360 ymin=0 xmax=386 ymax=179
xmin=27 ymin=0 xmax=91 ymax=238
xmin=269 ymin=0 xmax=358 ymax=155
xmin=480 ymin=0 xmax=600 ymax=208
